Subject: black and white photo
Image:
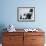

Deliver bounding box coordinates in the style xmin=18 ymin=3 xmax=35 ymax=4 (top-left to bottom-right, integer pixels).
xmin=17 ymin=7 xmax=35 ymax=22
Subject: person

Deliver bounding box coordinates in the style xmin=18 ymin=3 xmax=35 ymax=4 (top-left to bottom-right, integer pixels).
xmin=26 ymin=9 xmax=33 ymax=19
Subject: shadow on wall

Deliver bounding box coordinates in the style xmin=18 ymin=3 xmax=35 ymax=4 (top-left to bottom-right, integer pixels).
xmin=0 ymin=24 xmax=7 ymax=43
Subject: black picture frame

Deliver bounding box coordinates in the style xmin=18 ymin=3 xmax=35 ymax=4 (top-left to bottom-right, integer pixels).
xmin=17 ymin=7 xmax=35 ymax=22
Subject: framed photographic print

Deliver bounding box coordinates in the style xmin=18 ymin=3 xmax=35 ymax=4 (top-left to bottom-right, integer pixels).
xmin=17 ymin=7 xmax=35 ymax=22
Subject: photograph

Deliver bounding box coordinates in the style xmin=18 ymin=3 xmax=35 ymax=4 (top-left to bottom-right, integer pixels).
xmin=17 ymin=7 xmax=35 ymax=22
